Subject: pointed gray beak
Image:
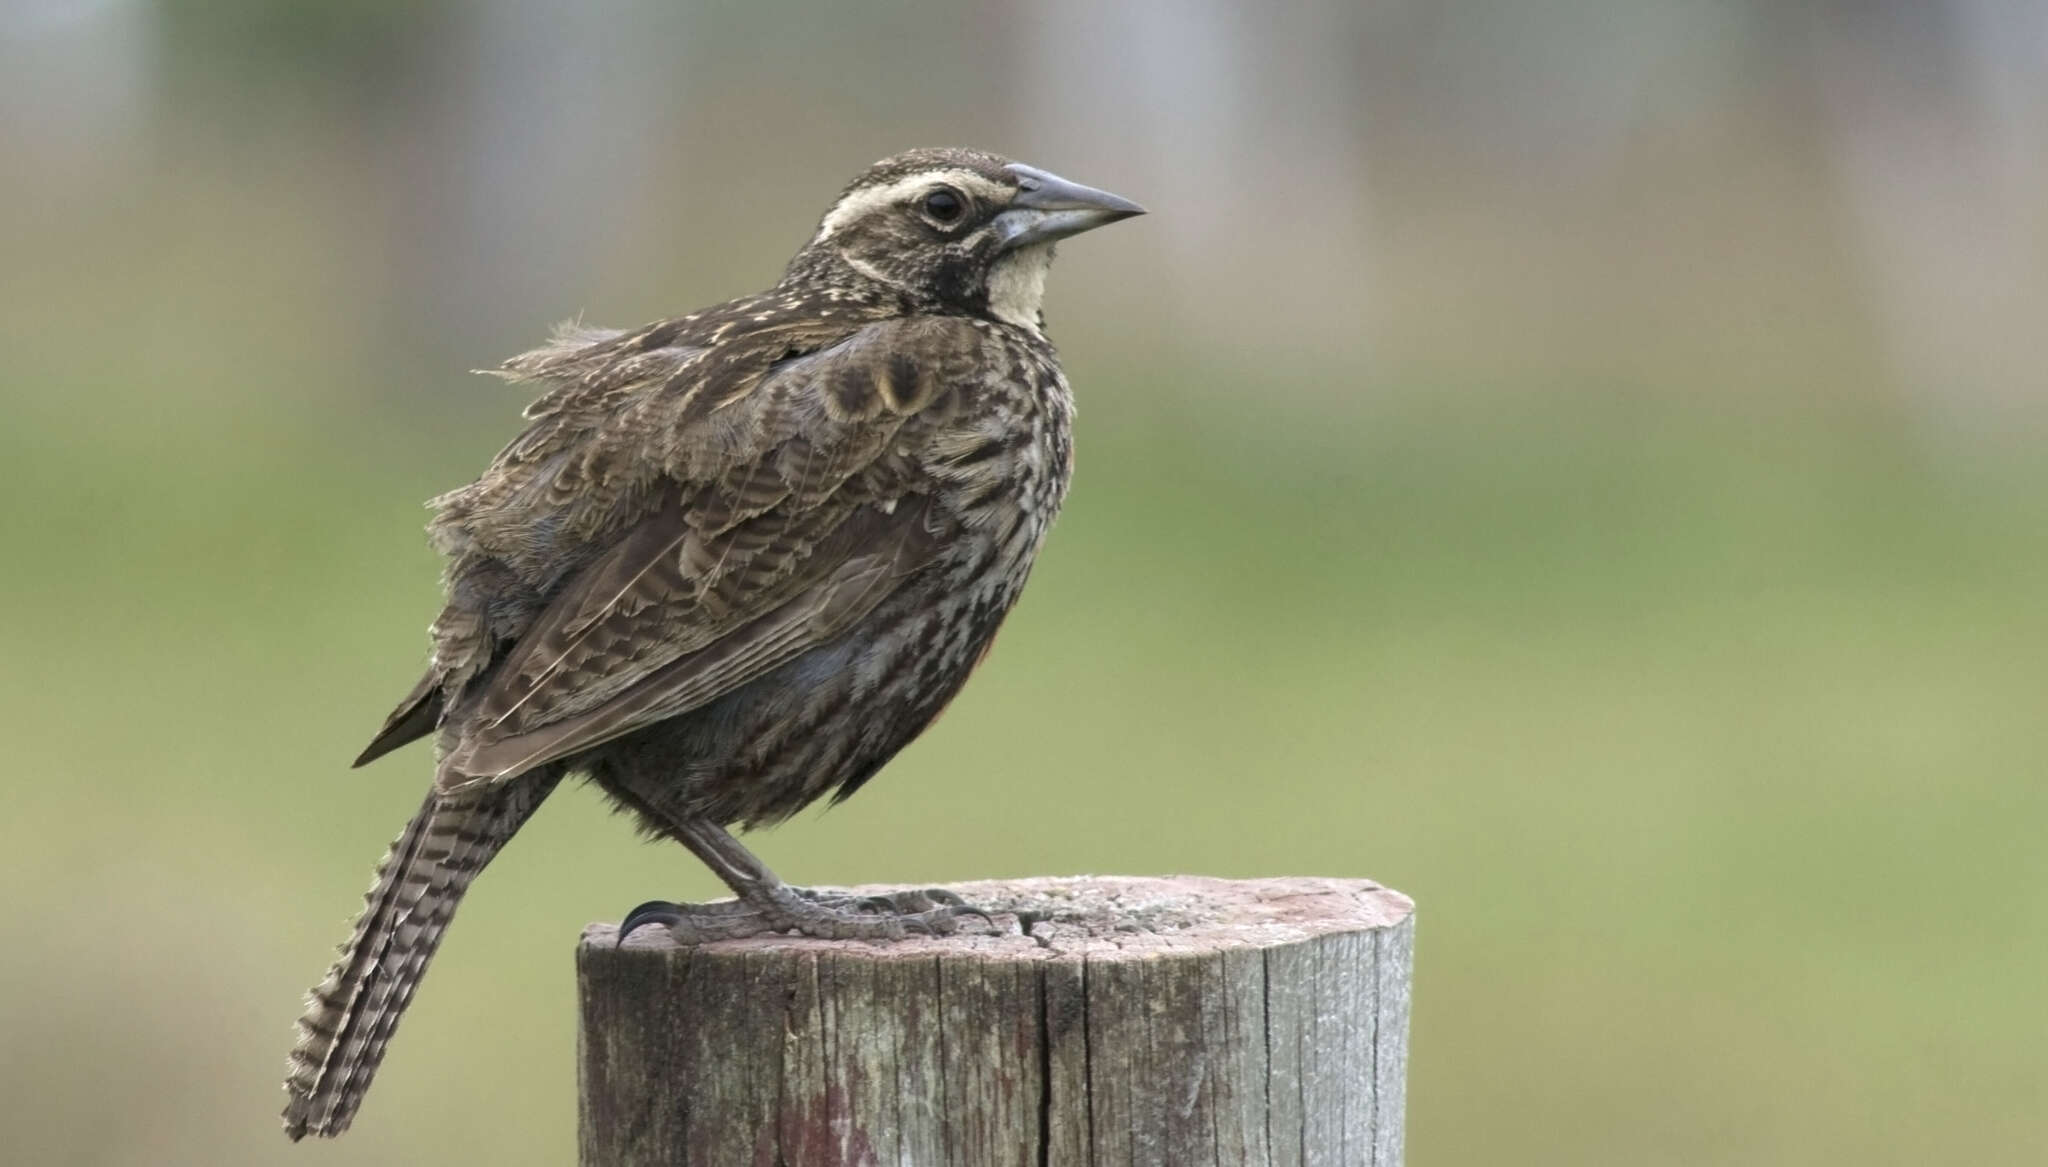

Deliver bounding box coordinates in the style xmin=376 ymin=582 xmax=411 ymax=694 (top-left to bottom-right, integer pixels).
xmin=994 ymin=163 xmax=1147 ymax=251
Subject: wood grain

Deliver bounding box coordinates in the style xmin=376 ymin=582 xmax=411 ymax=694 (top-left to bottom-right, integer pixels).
xmin=577 ymin=876 xmax=1414 ymax=1166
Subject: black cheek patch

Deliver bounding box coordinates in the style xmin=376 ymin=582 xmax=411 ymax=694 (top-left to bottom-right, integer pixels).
xmin=932 ymin=255 xmax=986 ymax=310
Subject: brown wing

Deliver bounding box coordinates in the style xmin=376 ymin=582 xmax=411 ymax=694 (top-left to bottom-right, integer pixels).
xmin=352 ymin=673 xmax=442 ymax=767
xmin=428 ymin=314 xmax=983 ymax=790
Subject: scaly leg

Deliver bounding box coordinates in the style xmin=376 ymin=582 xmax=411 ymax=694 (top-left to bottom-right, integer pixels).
xmin=618 ymin=818 xmax=989 ymax=943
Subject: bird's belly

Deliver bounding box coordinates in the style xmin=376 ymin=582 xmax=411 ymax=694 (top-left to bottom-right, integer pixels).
xmin=585 ymin=545 xmax=1032 ymax=833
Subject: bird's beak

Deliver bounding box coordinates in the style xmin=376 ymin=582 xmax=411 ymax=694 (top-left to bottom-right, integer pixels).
xmin=994 ymin=163 xmax=1146 ymax=251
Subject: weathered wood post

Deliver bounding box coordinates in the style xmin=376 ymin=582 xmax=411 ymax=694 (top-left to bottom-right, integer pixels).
xmin=577 ymin=875 xmax=1413 ymax=1166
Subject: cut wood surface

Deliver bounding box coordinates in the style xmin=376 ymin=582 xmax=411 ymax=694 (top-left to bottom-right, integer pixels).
xmin=577 ymin=875 xmax=1414 ymax=1167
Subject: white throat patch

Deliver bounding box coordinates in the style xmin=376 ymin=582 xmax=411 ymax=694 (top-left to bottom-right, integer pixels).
xmin=986 ymin=244 xmax=1053 ymax=333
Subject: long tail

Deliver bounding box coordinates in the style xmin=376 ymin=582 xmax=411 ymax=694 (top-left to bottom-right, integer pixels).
xmin=282 ymin=775 xmax=558 ymax=1139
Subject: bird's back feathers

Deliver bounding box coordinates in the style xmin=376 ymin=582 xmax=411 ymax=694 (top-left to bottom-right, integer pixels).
xmin=414 ymin=312 xmax=1002 ymax=789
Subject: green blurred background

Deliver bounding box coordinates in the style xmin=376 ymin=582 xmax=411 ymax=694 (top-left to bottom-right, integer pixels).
xmin=3 ymin=2 xmax=2044 ymax=1164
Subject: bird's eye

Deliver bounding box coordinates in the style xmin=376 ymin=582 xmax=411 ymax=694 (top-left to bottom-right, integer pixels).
xmin=923 ymin=188 xmax=963 ymax=223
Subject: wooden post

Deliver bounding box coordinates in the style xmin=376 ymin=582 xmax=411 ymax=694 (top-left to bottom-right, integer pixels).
xmin=577 ymin=875 xmax=1414 ymax=1167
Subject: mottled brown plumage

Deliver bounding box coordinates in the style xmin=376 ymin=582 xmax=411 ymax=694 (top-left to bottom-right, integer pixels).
xmin=283 ymin=147 xmax=1142 ymax=1139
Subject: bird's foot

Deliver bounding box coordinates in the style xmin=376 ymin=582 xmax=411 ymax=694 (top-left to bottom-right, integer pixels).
xmin=618 ymin=885 xmax=990 ymax=945
xmin=617 ymin=896 xmax=765 ymax=944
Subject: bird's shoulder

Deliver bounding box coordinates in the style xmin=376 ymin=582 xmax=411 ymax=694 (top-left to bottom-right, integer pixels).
xmin=425 ymin=291 xmax=1058 ymax=601
xmin=414 ymin=296 xmax=1057 ymax=782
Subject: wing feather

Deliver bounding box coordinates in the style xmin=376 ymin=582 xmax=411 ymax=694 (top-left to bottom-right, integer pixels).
xmin=422 ymin=313 xmax=986 ymax=791
xmin=438 ymin=496 xmax=942 ymax=788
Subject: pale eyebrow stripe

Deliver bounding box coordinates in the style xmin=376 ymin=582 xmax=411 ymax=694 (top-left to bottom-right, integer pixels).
xmin=813 ymin=169 xmax=1011 ymax=239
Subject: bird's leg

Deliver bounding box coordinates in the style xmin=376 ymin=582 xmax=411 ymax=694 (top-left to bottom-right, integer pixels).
xmin=617 ymin=818 xmax=989 ymax=944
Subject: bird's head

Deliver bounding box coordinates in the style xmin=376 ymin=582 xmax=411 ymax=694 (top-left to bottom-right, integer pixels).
xmin=785 ymin=147 xmax=1145 ymax=332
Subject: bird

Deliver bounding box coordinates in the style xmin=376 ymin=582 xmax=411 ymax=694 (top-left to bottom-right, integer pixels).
xmin=280 ymin=147 xmax=1144 ymax=1140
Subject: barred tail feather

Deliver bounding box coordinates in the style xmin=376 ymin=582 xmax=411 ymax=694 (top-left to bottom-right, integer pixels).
xmin=282 ymin=776 xmax=557 ymax=1139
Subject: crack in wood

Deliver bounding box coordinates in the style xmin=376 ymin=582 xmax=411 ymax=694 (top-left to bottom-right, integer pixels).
xmin=576 ymin=875 xmax=1412 ymax=1166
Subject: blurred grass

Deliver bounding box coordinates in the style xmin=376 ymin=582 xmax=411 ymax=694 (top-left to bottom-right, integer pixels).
xmin=2 ymin=356 xmax=2043 ymax=1163
xmin=4 ymin=10 xmax=2046 ymax=1158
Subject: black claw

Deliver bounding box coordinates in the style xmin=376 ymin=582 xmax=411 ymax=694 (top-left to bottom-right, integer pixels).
xmin=617 ymin=885 xmax=997 ymax=944
xmin=618 ymin=900 xmax=685 ymax=944
xmin=908 ymin=888 xmax=993 ymax=930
